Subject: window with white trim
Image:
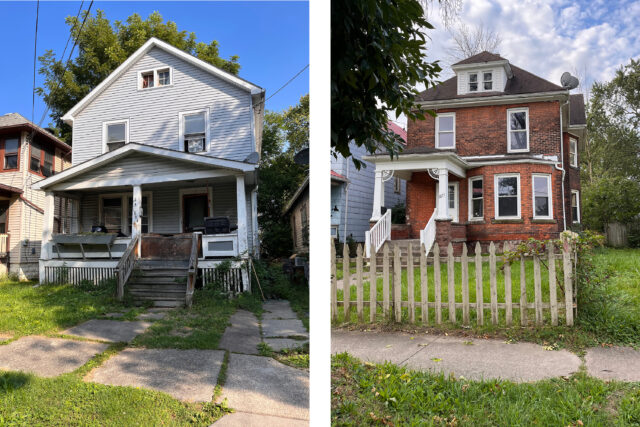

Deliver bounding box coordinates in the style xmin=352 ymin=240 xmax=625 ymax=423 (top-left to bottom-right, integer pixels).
xmin=103 ymin=120 xmax=129 ymax=153
xmin=435 ymin=113 xmax=455 ymax=149
xmin=469 ymin=176 xmax=483 ymax=220
xmin=469 ymin=73 xmax=478 ymax=92
xmin=141 ymin=71 xmax=154 ymax=89
xmin=507 ymin=108 xmax=529 ymax=152
xmin=569 ymin=137 xmax=578 ymax=167
xmin=571 ymin=190 xmax=580 ymax=223
xmin=157 ymin=68 xmax=171 ymax=86
xmin=495 ymin=174 xmax=520 ymax=219
xmin=139 ymin=67 xmax=172 ymax=89
xmin=532 ymin=174 xmax=552 ymax=219
xmin=483 ymin=71 xmax=493 ymax=90
xmin=180 ymin=110 xmax=208 ymax=153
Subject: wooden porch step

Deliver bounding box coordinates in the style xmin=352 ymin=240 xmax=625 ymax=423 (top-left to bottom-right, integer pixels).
xmin=137 ymin=260 xmax=189 ymax=268
xmin=128 ymin=283 xmax=186 ymax=291
xmin=129 ymin=291 xmax=187 ymax=299
xmin=129 ymin=276 xmax=187 ymax=284
xmin=134 ymin=270 xmax=188 ymax=278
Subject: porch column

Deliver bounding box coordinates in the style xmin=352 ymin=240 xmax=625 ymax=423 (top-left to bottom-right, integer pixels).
xmin=131 ymin=185 xmax=142 ymax=244
xmin=436 ymin=168 xmax=450 ymax=220
xmin=251 ymin=187 xmax=259 ymax=258
xmin=236 ymin=174 xmax=248 ymax=257
xmin=39 ymin=191 xmax=55 ymax=283
xmin=371 ymin=170 xmax=384 ymax=222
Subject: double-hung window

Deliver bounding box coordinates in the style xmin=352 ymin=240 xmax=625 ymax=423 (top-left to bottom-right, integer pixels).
xmin=103 ymin=120 xmax=129 ymax=153
xmin=43 ymin=150 xmax=54 ymax=177
xmin=469 ymin=73 xmax=478 ymax=92
xmin=495 ymin=174 xmax=521 ymax=219
xmin=30 ymin=142 xmax=41 ymax=173
xmin=435 ymin=113 xmax=455 ymax=149
xmin=483 ymin=71 xmax=493 ymax=90
xmin=3 ymin=137 xmax=19 ymax=170
xmin=532 ymin=174 xmax=552 ymax=219
xmin=571 ymin=190 xmax=580 ymax=223
xmin=507 ymin=108 xmax=529 ymax=152
xmin=141 ymin=71 xmax=154 ymax=89
xmin=469 ymin=176 xmax=483 ymax=220
xmin=139 ymin=68 xmax=172 ymax=89
xmin=569 ymin=138 xmax=578 ymax=167
xmin=180 ymin=110 xmax=208 ymax=153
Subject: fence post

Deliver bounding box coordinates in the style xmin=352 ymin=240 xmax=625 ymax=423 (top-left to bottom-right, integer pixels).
xmin=408 ymin=243 xmax=415 ymax=323
xmin=489 ymin=241 xmax=498 ymax=325
xmin=369 ymin=242 xmax=377 ymax=323
xmin=383 ymin=243 xmax=390 ymax=318
xmin=420 ymin=244 xmax=428 ymax=324
xmin=548 ymin=242 xmax=558 ymax=326
xmin=503 ymin=242 xmax=512 ymax=326
xmin=343 ymin=244 xmax=350 ymax=321
xmin=520 ymin=254 xmax=527 ymax=326
xmin=447 ymin=242 xmax=456 ymax=323
xmin=331 ymin=239 xmax=337 ymax=321
xmin=474 ymin=242 xmax=483 ymax=326
xmin=533 ymin=253 xmax=543 ymax=325
xmin=356 ymin=245 xmax=364 ymax=322
xmin=461 ymin=244 xmax=469 ymax=326
xmin=433 ymin=242 xmax=442 ymax=324
xmin=562 ymin=235 xmax=574 ymax=326
xmin=393 ymin=244 xmax=402 ymax=322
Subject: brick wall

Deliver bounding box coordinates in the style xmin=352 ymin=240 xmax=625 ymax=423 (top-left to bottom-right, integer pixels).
xmin=407 ymin=101 xmax=562 ymax=158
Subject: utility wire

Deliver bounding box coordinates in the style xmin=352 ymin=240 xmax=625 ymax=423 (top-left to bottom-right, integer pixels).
xmin=263 ymin=64 xmax=309 ymax=104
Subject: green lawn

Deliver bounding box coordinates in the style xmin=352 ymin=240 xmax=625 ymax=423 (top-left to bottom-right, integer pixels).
xmin=332 ymin=353 xmax=640 ymax=426
xmin=0 ymin=279 xmax=124 ymax=337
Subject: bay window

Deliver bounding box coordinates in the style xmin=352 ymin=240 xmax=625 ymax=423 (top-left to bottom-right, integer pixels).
xmin=495 ymin=174 xmax=520 ymax=219
xmin=469 ymin=176 xmax=483 ymax=220
xmin=532 ymin=174 xmax=552 ymax=219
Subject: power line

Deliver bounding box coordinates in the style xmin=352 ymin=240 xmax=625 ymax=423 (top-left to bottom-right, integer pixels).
xmin=264 ymin=64 xmax=309 ymax=104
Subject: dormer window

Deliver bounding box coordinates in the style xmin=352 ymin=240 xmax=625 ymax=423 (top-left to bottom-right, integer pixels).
xmin=483 ymin=72 xmax=493 ymax=90
xmin=469 ymin=73 xmax=478 ymax=92
xmin=139 ymin=68 xmax=172 ymax=90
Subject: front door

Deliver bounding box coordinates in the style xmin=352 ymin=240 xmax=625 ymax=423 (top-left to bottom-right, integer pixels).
xmin=436 ymin=182 xmax=459 ymax=222
xmin=182 ymin=194 xmax=209 ymax=233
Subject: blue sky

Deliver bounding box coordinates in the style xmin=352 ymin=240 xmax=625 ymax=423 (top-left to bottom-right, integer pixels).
xmin=0 ymin=1 xmax=309 ymax=127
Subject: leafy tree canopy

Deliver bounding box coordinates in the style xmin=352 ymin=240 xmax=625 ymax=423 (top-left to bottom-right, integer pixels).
xmin=258 ymin=95 xmax=309 ymax=258
xmin=36 ymin=10 xmax=240 ymax=143
xmin=331 ymin=0 xmax=443 ymax=169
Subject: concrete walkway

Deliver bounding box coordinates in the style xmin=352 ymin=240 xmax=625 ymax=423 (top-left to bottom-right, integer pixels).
xmin=333 ymin=330 xmax=582 ymax=382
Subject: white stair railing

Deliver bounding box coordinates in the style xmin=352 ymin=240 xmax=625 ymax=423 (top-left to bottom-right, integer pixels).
xmin=420 ymin=208 xmax=438 ymax=255
xmin=365 ymin=209 xmax=391 ymax=258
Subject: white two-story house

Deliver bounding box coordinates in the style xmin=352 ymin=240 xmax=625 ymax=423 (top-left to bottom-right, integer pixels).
xmin=33 ymin=38 xmax=264 ymax=306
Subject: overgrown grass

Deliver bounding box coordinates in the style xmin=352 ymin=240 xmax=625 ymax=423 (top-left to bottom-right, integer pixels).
xmin=332 ymin=353 xmax=640 ymax=426
xmin=0 ymin=279 xmax=124 ymax=337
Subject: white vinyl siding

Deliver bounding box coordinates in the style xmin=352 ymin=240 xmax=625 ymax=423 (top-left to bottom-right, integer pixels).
xmin=72 ymin=46 xmax=254 ymax=165
xmin=532 ymin=174 xmax=553 ymax=219
xmin=494 ymin=174 xmax=521 ymax=219
xmin=435 ymin=113 xmax=455 ymax=149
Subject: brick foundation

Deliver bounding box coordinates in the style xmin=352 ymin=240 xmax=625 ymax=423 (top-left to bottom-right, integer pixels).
xmin=390 ymin=224 xmax=410 ymax=240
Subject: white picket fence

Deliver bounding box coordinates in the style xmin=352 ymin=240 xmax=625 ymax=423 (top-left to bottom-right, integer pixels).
xmin=331 ymin=238 xmax=577 ymax=327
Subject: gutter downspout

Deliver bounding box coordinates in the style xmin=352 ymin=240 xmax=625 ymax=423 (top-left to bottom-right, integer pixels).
xmin=555 ymin=98 xmax=569 ymax=231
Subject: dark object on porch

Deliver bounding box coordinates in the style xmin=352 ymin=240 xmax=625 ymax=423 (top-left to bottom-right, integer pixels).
xmin=204 ymin=217 xmax=238 ymax=235
xmin=91 ymin=225 xmax=107 ymax=233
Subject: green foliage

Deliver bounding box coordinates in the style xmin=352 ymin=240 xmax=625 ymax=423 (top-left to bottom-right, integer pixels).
xmin=332 ymin=353 xmax=640 ymax=426
xmin=391 ymin=203 xmax=406 ymax=224
xmin=582 ymin=176 xmax=640 ymax=231
xmin=331 ymin=0 xmax=441 ymax=168
xmin=36 ymin=10 xmax=240 ymax=142
xmin=258 ymin=95 xmax=309 ymax=258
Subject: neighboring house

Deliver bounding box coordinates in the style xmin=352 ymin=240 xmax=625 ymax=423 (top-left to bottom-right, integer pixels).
xmin=33 ymin=38 xmax=264 ymax=303
xmin=365 ymin=52 xmax=586 ymax=255
xmin=283 ymin=177 xmax=309 ymax=253
xmin=0 ymin=113 xmax=71 ymax=279
xmin=331 ymin=122 xmax=407 ymax=243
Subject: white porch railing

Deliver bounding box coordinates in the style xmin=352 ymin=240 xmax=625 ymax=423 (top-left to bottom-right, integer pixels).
xmin=116 ymin=234 xmax=139 ymax=301
xmin=420 ymin=208 xmax=438 ymax=255
xmin=0 ymin=234 xmax=7 ymax=254
xmin=365 ymin=209 xmax=392 ymax=258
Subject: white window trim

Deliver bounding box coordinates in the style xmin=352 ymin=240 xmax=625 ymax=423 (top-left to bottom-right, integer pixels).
xmin=468 ymin=176 xmax=484 ymax=221
xmin=507 ymin=107 xmax=530 ymax=153
xmin=178 ymin=187 xmax=214 ymax=232
xmin=179 ymin=108 xmax=210 ymax=153
xmin=532 ymin=174 xmax=553 ymax=220
xmin=569 ymin=137 xmax=578 ymax=167
xmin=571 ymin=190 xmax=581 ymax=223
xmin=138 ymin=67 xmax=173 ymax=90
xmin=98 ymin=191 xmax=153 ymax=235
xmin=435 ymin=112 xmax=456 ymax=149
xmin=468 ymin=72 xmax=479 ymax=92
xmin=494 ymin=173 xmax=521 ymax=220
xmin=482 ymin=71 xmax=494 ymax=91
xmin=102 ymin=119 xmax=130 ymax=154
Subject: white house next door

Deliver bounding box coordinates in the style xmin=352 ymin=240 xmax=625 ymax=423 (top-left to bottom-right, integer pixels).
xmin=436 ymin=182 xmax=459 ymax=222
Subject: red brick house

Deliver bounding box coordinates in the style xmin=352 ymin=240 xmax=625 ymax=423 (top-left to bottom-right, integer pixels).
xmin=365 ymin=52 xmax=585 ymax=255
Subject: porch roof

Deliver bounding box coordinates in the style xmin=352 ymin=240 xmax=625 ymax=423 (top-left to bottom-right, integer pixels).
xmin=363 ymin=151 xmax=469 ymax=180
xmin=32 ymin=142 xmax=257 ymax=192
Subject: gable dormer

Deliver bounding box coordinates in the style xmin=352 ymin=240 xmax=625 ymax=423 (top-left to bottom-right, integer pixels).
xmin=451 ymin=51 xmax=513 ymax=96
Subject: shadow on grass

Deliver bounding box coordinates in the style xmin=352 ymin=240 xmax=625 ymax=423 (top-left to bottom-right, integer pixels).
xmin=0 ymin=372 xmax=31 ymax=393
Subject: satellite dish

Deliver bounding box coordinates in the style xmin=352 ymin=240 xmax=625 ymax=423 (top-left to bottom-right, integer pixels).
xmin=244 ymin=152 xmax=260 ymax=164
xmin=560 ymin=72 xmax=579 ymax=90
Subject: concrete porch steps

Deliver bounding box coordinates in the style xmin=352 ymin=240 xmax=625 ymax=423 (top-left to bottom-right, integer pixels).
xmin=127 ymin=259 xmax=189 ymax=307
